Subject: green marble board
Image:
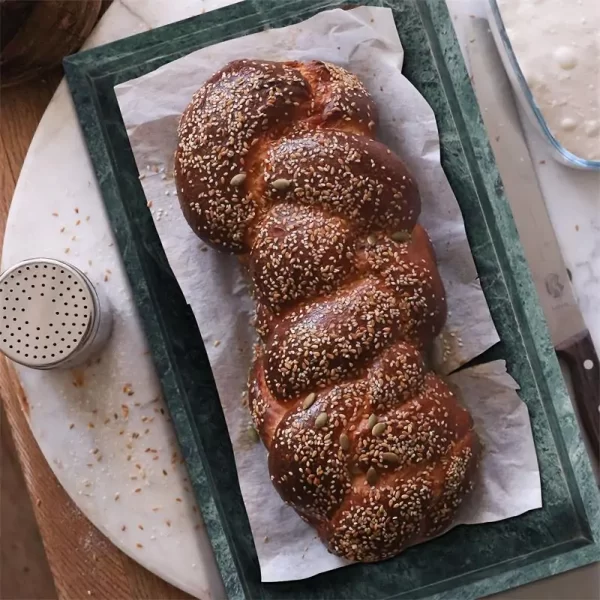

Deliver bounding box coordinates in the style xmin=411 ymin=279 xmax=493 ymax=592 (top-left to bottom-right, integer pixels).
xmin=63 ymin=1 xmax=600 ymax=598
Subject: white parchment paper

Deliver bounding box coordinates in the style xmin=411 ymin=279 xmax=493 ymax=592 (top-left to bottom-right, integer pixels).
xmin=115 ymin=6 xmax=541 ymax=582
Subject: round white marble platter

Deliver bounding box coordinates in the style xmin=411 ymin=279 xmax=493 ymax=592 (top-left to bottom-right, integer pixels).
xmin=3 ymin=0 xmax=598 ymax=599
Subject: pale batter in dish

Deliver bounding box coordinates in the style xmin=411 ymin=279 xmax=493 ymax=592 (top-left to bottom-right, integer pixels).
xmin=498 ymin=0 xmax=600 ymax=161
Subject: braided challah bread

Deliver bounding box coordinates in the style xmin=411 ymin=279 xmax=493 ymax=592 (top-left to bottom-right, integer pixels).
xmin=175 ymin=59 xmax=480 ymax=563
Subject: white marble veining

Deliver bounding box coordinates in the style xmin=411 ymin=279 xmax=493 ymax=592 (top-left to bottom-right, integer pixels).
xmin=3 ymin=2 xmax=240 ymax=598
xmin=2 ymin=0 xmax=598 ymax=598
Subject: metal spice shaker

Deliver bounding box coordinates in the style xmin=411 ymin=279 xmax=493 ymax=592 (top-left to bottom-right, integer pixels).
xmin=0 ymin=258 xmax=113 ymax=369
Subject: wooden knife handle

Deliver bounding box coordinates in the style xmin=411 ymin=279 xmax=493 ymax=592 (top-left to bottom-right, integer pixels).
xmin=556 ymin=332 xmax=599 ymax=451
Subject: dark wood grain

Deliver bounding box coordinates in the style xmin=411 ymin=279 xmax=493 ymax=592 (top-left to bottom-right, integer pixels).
xmin=0 ymin=0 xmax=103 ymax=87
xmin=1 ymin=401 xmax=58 ymax=600
xmin=557 ymin=332 xmax=600 ymax=454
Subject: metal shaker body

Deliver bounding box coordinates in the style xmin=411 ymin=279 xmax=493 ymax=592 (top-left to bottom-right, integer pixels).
xmin=0 ymin=258 xmax=113 ymax=370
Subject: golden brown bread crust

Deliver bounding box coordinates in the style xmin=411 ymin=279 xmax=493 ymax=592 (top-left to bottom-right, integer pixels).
xmin=175 ymin=59 xmax=480 ymax=563
xmin=175 ymin=59 xmax=382 ymax=253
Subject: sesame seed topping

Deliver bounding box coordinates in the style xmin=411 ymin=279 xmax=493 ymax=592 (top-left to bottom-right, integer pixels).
xmin=176 ymin=59 xmax=479 ymax=563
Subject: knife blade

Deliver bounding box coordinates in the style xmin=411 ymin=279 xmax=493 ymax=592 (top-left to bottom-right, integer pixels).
xmin=468 ymin=20 xmax=599 ymax=451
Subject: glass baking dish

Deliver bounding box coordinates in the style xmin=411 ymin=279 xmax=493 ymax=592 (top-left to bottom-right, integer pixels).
xmin=487 ymin=0 xmax=600 ymax=171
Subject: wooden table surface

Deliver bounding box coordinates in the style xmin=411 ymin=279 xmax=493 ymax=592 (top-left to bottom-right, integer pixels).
xmin=0 ymin=71 xmax=194 ymax=600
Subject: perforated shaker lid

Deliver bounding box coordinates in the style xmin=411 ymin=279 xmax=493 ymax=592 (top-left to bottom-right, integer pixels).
xmin=0 ymin=259 xmax=96 ymax=368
